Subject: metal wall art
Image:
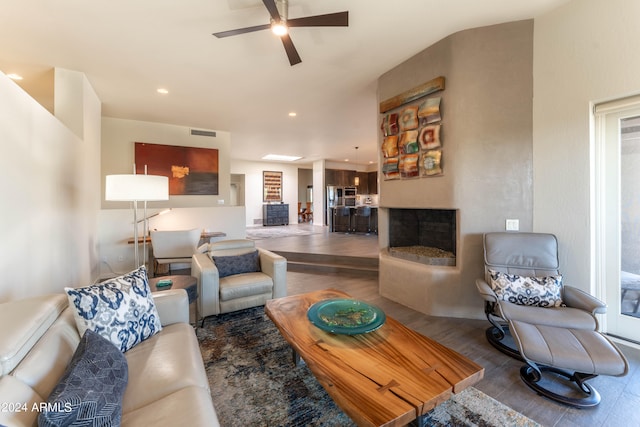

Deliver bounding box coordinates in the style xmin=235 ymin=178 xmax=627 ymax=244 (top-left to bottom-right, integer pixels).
xmin=379 ymin=76 xmax=445 ymax=180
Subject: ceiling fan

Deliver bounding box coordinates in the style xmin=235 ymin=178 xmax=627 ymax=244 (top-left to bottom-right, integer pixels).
xmin=213 ymin=0 xmax=349 ymax=66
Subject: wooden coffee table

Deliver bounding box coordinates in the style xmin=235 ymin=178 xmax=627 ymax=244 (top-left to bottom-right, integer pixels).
xmin=265 ymin=289 xmax=484 ymax=427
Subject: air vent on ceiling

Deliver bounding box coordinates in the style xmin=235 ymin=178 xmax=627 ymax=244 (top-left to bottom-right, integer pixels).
xmin=190 ymin=129 xmax=217 ymax=138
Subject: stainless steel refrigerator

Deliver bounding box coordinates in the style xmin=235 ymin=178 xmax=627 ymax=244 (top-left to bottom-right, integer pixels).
xmin=326 ymin=186 xmax=337 ymax=230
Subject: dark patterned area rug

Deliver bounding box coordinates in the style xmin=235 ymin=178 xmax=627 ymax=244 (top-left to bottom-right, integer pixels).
xmin=197 ymin=306 xmax=540 ymax=427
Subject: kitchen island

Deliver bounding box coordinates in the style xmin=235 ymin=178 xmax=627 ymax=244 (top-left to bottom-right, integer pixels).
xmin=330 ymin=206 xmax=378 ymax=234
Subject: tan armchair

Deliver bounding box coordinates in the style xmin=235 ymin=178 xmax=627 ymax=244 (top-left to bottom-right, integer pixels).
xmin=191 ymin=239 xmax=287 ymax=323
xmin=150 ymin=228 xmax=202 ymax=275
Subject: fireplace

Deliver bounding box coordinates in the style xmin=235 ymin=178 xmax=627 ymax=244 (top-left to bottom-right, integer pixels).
xmin=388 ymin=208 xmax=456 ymax=266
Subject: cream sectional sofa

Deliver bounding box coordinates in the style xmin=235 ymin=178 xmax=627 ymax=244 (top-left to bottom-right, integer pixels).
xmin=0 ymin=289 xmax=219 ymax=427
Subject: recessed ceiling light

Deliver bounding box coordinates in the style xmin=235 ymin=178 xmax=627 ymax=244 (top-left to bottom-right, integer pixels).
xmin=288 ymin=112 xmax=297 ymax=117
xmin=157 ymin=88 xmax=169 ymax=94
xmin=262 ymin=154 xmax=302 ymax=162
xmin=7 ymin=73 xmax=23 ymax=80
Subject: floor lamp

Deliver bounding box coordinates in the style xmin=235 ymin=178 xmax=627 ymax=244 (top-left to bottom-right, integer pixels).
xmin=105 ymin=173 xmax=169 ymax=268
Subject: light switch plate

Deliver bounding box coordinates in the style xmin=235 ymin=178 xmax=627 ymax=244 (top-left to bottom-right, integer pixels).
xmin=506 ymin=219 xmax=519 ymax=231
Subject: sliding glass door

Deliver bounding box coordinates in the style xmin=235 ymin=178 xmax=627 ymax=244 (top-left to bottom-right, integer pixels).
xmin=595 ymin=96 xmax=640 ymax=342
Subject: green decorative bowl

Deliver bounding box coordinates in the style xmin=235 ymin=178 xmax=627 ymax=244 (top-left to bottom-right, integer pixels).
xmin=307 ymin=298 xmax=386 ymax=335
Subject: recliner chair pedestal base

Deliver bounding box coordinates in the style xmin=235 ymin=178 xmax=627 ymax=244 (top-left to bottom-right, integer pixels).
xmin=485 ymin=325 xmax=523 ymax=362
xmin=520 ymin=365 xmax=600 ymax=408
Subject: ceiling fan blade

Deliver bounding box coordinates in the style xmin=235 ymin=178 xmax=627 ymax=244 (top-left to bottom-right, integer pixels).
xmin=262 ymin=0 xmax=282 ymax=22
xmin=287 ymin=11 xmax=349 ymax=28
xmin=281 ymin=34 xmax=302 ymax=66
xmin=213 ymin=24 xmax=271 ymax=38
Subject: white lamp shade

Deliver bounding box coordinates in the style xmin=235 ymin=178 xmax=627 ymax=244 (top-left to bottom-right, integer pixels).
xmin=105 ymin=174 xmax=169 ymax=201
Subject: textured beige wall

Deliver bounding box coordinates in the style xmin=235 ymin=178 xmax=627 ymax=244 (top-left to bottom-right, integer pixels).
xmin=533 ymin=0 xmax=640 ymax=295
xmin=377 ymin=20 xmax=534 ymax=319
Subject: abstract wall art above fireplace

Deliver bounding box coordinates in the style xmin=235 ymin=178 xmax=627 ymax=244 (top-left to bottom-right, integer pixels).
xmin=135 ymin=142 xmax=219 ymax=195
xmin=379 ymin=76 xmax=445 ymax=181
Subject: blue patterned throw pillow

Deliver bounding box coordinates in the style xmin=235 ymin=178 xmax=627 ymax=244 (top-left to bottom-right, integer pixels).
xmin=488 ymin=270 xmax=564 ymax=307
xmin=212 ymin=250 xmax=261 ymax=278
xmin=65 ymin=266 xmax=162 ymax=352
xmin=38 ymin=329 xmax=128 ymax=427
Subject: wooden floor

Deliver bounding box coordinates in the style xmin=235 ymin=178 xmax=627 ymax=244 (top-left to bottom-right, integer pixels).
xmin=255 ymin=225 xmax=640 ymax=427
xmin=253 ymin=223 xmax=380 ymax=258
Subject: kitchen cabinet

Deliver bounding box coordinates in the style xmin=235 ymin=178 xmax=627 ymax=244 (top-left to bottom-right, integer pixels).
xmin=325 ymin=169 xmax=355 ymax=187
xmin=263 ymin=204 xmax=289 ymax=226
xmin=367 ymin=171 xmax=378 ymax=194
xmin=325 ymin=169 xmax=336 ymax=186
xmin=325 ymin=169 xmax=378 ymax=194
xmin=355 ymin=172 xmax=368 ymax=193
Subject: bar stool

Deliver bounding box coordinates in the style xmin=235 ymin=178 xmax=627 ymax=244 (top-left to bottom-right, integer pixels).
xmin=304 ymin=201 xmax=313 ymax=223
xmin=355 ymin=206 xmax=371 ymax=234
xmin=334 ymin=206 xmax=353 ymax=233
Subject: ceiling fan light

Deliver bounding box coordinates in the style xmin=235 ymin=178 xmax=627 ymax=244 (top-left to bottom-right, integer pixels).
xmin=271 ymin=22 xmax=288 ymax=36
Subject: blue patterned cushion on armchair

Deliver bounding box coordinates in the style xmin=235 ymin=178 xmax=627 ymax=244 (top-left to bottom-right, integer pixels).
xmin=212 ymin=250 xmax=261 ymax=278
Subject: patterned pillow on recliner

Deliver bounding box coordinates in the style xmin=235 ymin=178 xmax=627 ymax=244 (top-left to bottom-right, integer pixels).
xmin=488 ymin=270 xmax=564 ymax=307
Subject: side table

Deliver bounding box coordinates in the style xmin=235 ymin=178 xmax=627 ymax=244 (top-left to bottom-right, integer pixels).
xmin=148 ymin=275 xmax=198 ymax=325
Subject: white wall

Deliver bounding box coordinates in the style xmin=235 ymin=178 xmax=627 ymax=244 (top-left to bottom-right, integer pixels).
xmin=533 ymin=0 xmax=640 ymax=292
xmin=230 ymin=159 xmax=370 ymax=227
xmin=313 ymin=160 xmax=326 ymax=226
xmin=231 ymin=159 xmax=303 ymax=226
xmin=0 ymin=69 xmax=101 ymax=301
xmin=98 ymin=206 xmax=246 ymax=277
xmin=101 ymin=117 xmax=231 ymax=208
xmin=99 ymin=118 xmax=246 ymax=277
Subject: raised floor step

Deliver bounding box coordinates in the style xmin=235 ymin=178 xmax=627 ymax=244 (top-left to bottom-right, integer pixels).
xmin=271 ymin=250 xmax=379 ymax=277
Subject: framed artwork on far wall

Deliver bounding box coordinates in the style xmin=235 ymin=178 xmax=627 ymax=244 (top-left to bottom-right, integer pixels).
xmin=135 ymin=142 xmax=219 ymax=195
xmin=263 ymin=171 xmax=282 ymax=202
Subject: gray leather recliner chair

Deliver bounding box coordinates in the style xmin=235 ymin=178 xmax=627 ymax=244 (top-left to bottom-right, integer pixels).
xmin=476 ymin=232 xmax=628 ymax=407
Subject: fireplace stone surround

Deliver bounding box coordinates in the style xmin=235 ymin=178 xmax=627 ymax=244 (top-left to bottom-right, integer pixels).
xmin=379 ymin=206 xmax=470 ymax=318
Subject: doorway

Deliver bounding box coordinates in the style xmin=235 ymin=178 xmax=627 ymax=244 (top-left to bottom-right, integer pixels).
xmin=297 ymin=168 xmax=313 ymax=223
xmin=230 ymin=174 xmax=245 ymax=206
xmin=594 ymin=96 xmax=640 ymax=342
